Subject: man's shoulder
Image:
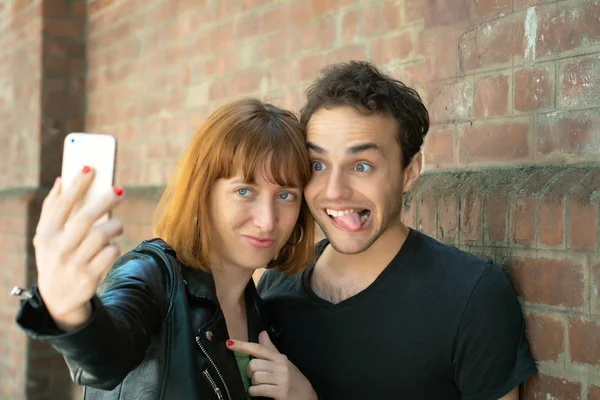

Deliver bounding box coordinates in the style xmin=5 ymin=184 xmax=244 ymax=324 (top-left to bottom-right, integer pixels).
xmin=257 ymin=265 xmax=306 ymax=299
xmin=406 ymin=230 xmax=502 ymax=297
xmin=409 ymin=229 xmax=491 ymax=270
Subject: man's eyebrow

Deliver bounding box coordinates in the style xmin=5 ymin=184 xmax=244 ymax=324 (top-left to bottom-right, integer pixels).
xmin=346 ymin=142 xmax=381 ymax=155
xmin=307 ymin=142 xmax=326 ymax=154
xmin=307 ymin=142 xmax=382 ymax=155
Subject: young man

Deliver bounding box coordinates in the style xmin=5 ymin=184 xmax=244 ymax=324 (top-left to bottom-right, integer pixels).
xmin=258 ymin=61 xmax=537 ymax=399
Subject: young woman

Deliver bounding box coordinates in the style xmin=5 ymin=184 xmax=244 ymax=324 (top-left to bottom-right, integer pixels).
xmin=15 ymin=99 xmax=318 ymax=400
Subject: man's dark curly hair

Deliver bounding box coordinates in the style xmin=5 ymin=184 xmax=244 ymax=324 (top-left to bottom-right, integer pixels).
xmin=300 ymin=61 xmax=430 ymax=168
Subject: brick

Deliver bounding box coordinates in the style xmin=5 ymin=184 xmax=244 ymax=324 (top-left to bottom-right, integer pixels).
xmin=559 ymin=56 xmax=600 ymax=110
xmin=292 ymin=0 xmax=337 ymax=25
xmin=296 ymin=53 xmax=326 ymax=82
xmin=425 ymin=0 xmax=469 ymax=26
xmin=325 ymin=44 xmax=367 ymax=64
xmin=503 ymin=258 xmax=584 ymax=307
xmin=521 ymin=374 xmax=581 ymax=400
xmin=590 ymin=385 xmax=600 ymax=400
xmin=568 ymin=170 xmax=600 ymax=251
xmin=43 ymin=19 xmax=84 ymax=38
xmin=418 ymin=28 xmax=460 ymax=81
xmin=372 ymin=31 xmax=413 ymax=65
xmin=404 ymin=0 xmax=425 ymax=22
xmin=403 ymin=61 xmax=432 ymax=92
xmin=382 ymin=1 xmax=403 ymax=31
xmin=524 ymin=315 xmax=564 ymax=362
xmin=511 ymin=170 xmax=557 ymax=245
xmin=514 ymin=66 xmax=553 ymax=112
xmin=460 ymin=190 xmax=483 ymax=243
xmin=459 ymin=15 xmax=524 ymax=72
xmin=568 ymin=195 xmax=598 ymax=251
xmin=438 ymin=193 xmax=458 ymax=241
xmin=70 ymin=2 xmax=86 ymax=18
xmin=486 ymin=196 xmax=508 ymax=242
xmin=234 ymin=13 xmax=259 ymax=39
xmin=570 ymin=317 xmax=600 ymax=366
xmin=473 ymin=74 xmax=509 ymax=117
xmin=514 ymin=0 xmax=554 ymax=10
xmin=536 ymin=2 xmax=600 ymax=59
xmin=358 ymin=5 xmax=380 ymax=37
xmin=415 ymin=178 xmax=444 ymax=237
xmin=424 ymin=124 xmax=454 ymax=168
xmin=511 ymin=195 xmax=536 ymax=244
xmin=592 ymin=262 xmax=600 ymax=315
xmin=469 ymin=0 xmax=511 ymax=21
xmin=259 ymin=3 xmax=291 ymax=35
xmin=458 ymin=121 xmax=530 ymax=165
xmin=417 ymin=194 xmax=437 ymax=237
xmin=401 ymin=192 xmax=417 ymax=228
xmin=43 ymin=0 xmax=68 ymax=19
xmin=341 ymin=11 xmax=357 ymax=41
xmin=428 ymin=81 xmax=472 ymax=123
xmin=537 ymin=111 xmax=600 ymax=160
xmin=43 ymin=36 xmax=68 ymax=57
xmin=295 ymin=19 xmax=336 ymax=54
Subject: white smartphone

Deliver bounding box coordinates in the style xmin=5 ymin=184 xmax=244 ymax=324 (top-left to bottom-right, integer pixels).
xmin=61 ymin=133 xmax=117 ymax=223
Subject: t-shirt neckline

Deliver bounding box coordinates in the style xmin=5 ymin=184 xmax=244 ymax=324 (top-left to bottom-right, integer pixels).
xmin=301 ymin=227 xmax=418 ymax=308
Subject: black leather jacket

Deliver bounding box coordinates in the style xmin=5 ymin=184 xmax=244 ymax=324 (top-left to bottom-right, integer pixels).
xmin=16 ymin=239 xmax=274 ymax=400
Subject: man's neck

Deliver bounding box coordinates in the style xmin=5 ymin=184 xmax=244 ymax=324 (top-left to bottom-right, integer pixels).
xmin=321 ymin=221 xmax=409 ymax=276
xmin=311 ymin=222 xmax=410 ymax=304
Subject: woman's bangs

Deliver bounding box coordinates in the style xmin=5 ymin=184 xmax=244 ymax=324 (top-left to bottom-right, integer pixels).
xmin=232 ymin=135 xmax=308 ymax=189
xmin=267 ymin=143 xmax=308 ymax=188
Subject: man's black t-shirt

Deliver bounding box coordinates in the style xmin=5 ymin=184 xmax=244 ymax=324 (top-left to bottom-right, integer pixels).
xmin=258 ymin=229 xmax=537 ymax=400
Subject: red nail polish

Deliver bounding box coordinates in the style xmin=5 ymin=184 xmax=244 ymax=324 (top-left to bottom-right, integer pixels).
xmin=113 ymin=187 xmax=124 ymax=196
xmin=226 ymin=340 xmax=234 ymax=347
xmin=82 ymin=166 xmax=91 ymax=174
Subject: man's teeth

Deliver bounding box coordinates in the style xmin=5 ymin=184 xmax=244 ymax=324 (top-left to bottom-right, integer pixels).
xmin=326 ymin=209 xmax=362 ymax=217
xmin=360 ymin=213 xmax=368 ymax=223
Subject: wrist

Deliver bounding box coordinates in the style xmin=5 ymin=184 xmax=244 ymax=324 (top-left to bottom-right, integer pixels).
xmin=52 ymin=302 xmax=92 ymax=332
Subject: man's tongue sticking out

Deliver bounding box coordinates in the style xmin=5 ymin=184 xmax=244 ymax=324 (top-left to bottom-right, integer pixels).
xmin=333 ymin=212 xmax=363 ymax=232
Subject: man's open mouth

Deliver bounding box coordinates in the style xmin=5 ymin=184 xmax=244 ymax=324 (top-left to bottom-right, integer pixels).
xmin=326 ymin=208 xmax=371 ymax=232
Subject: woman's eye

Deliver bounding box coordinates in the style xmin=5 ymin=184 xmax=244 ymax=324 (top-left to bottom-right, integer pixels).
xmin=355 ymin=163 xmax=372 ymax=172
xmin=278 ymin=192 xmax=296 ymax=201
xmin=311 ymin=161 xmax=325 ymax=172
xmin=236 ymin=188 xmax=251 ymax=197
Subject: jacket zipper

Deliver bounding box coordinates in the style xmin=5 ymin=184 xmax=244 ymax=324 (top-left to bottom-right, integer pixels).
xmin=202 ymin=369 xmax=224 ymax=400
xmin=195 ymin=335 xmax=231 ymax=400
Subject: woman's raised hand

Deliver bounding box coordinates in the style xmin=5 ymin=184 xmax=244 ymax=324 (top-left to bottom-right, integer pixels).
xmin=33 ymin=167 xmax=125 ymax=332
xmin=227 ymin=331 xmax=318 ymax=400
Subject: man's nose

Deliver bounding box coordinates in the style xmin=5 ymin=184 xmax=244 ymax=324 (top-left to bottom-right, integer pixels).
xmin=324 ymin=170 xmax=352 ymax=200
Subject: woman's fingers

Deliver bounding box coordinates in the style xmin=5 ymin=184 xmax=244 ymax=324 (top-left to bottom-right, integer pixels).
xmin=247 ymin=358 xmax=275 ymax=377
xmin=71 ymin=218 xmax=124 ymax=266
xmin=248 ymin=384 xmax=278 ymax=398
xmin=54 ymin=167 xmax=95 ymax=229
xmin=86 ymin=242 xmax=121 ymax=284
xmin=248 ymin=370 xmax=276 ymax=385
xmin=227 ymin=338 xmax=281 ymax=362
xmin=35 ymin=177 xmax=63 ymax=237
xmin=63 ymin=186 xmax=124 ymax=252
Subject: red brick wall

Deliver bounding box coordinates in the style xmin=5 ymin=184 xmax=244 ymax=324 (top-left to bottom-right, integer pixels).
xmin=1 ymin=0 xmax=599 ymax=399
xmin=0 ymin=0 xmax=87 ymax=398
xmin=0 ymin=1 xmax=43 ymax=188
xmin=403 ymin=166 xmax=600 ymax=399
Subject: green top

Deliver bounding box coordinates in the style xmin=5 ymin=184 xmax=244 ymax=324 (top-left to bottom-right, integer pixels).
xmin=234 ymin=351 xmax=252 ymax=399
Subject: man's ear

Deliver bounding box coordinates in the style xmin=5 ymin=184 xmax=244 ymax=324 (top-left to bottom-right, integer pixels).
xmin=402 ymin=151 xmax=422 ymax=193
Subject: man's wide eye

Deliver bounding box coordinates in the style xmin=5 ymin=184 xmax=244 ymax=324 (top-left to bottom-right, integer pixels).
xmin=311 ymin=161 xmax=325 ymax=172
xmin=355 ymin=163 xmax=372 ymax=172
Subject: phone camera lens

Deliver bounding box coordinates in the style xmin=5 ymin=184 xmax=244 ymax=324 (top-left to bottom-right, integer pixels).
xmin=71 ymin=138 xmax=75 ymax=143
